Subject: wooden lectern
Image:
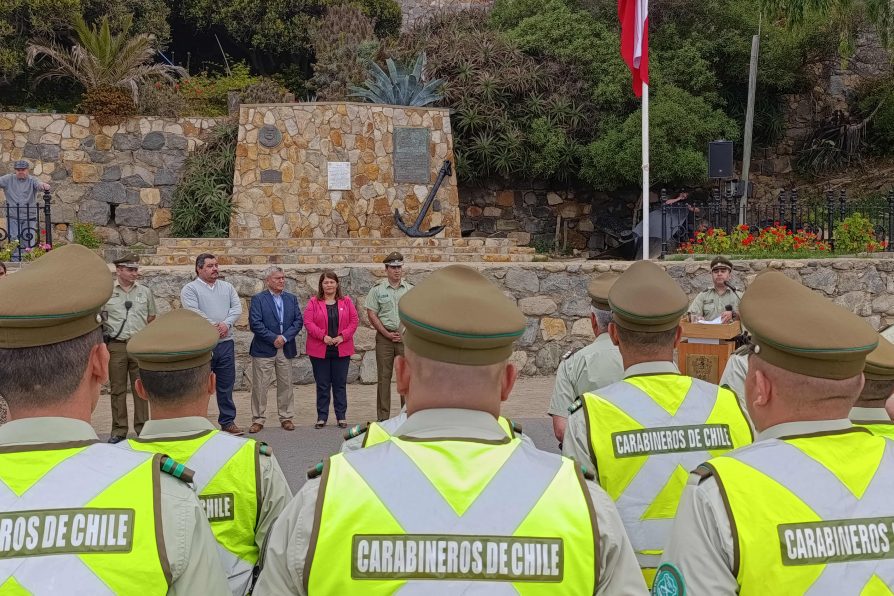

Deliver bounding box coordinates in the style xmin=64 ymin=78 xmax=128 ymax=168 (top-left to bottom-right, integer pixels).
xmin=678 ymin=321 xmax=741 ymax=384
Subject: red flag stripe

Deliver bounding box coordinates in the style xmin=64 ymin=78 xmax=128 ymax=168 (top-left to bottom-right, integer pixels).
xmin=619 ymin=0 xmax=649 ymax=97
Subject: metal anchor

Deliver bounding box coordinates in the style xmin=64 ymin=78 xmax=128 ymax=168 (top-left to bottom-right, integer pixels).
xmin=395 ymin=159 xmax=451 ymax=237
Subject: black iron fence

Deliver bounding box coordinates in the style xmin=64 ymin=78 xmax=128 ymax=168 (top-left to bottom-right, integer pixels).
xmin=1 ymin=190 xmax=54 ymax=261
xmin=658 ymin=187 xmax=894 ymax=257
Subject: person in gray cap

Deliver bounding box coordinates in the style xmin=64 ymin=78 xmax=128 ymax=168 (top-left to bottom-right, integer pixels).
xmin=364 ymin=251 xmax=413 ymax=421
xmin=104 ymin=253 xmax=157 ymax=443
xmin=0 ymin=160 xmax=50 ymax=260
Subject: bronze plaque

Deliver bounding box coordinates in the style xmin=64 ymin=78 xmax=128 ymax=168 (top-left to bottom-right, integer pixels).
xmin=393 ymin=127 xmax=430 ymax=184
xmin=259 ymin=125 xmax=282 ymax=148
xmin=260 ymin=169 xmax=282 ymax=183
xmin=686 ymin=354 xmax=719 ymax=383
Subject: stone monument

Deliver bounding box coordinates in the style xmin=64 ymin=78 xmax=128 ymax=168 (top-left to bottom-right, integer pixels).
xmin=231 ymin=102 xmax=461 ymax=239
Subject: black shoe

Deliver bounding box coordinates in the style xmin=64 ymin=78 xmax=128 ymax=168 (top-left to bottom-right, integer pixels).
xmin=107 ymin=435 xmax=126 ymax=444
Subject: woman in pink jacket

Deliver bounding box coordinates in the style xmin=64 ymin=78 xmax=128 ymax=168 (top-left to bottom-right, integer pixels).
xmin=304 ymin=270 xmax=359 ymax=428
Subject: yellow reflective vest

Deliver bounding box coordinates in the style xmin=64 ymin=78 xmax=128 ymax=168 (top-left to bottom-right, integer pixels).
xmin=581 ymin=373 xmax=753 ymax=585
xmin=307 ymin=435 xmax=597 ymax=594
xmin=127 ymin=430 xmax=264 ymax=595
xmin=851 ymin=419 xmax=894 ymax=440
xmin=0 ymin=442 xmax=170 ymax=594
xmin=702 ymin=427 xmax=894 ymax=594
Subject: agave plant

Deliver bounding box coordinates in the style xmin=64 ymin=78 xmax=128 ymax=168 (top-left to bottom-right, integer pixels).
xmin=348 ymin=53 xmax=445 ymax=107
xmin=26 ymin=14 xmax=185 ymax=102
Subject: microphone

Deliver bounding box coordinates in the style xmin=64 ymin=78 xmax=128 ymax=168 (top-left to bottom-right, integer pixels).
xmin=124 ymin=300 xmax=133 ymax=310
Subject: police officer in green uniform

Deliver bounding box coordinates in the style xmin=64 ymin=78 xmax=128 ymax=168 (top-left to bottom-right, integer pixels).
xmin=688 ymin=256 xmax=740 ymax=322
xmin=0 ymin=244 xmax=229 ymax=595
xmin=121 ymin=309 xmax=293 ymax=595
xmin=849 ymin=334 xmax=894 ymax=439
xmin=563 ymin=260 xmax=753 ymax=587
xmin=365 ymin=251 xmax=413 ymax=421
xmin=657 ymin=270 xmax=894 ymax=595
xmin=256 ymin=265 xmax=648 ymax=595
xmin=104 ymin=253 xmax=157 ymax=443
xmin=548 ymin=272 xmax=624 ymax=444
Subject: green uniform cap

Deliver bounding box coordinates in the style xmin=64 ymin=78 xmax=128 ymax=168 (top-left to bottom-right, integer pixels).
xmin=113 ymin=253 xmax=140 ymax=268
xmin=740 ymin=271 xmax=877 ymax=379
xmin=399 ymin=264 xmax=525 ymax=365
xmin=588 ymin=272 xmax=619 ymax=310
xmin=0 ymin=244 xmax=112 ymax=348
xmin=710 ymin=256 xmax=733 ymax=271
xmin=608 ymin=261 xmax=688 ymax=332
xmin=383 ymin=252 xmax=404 ymax=266
xmin=127 ymin=309 xmax=218 ymax=371
xmin=864 ymin=336 xmax=894 ymax=381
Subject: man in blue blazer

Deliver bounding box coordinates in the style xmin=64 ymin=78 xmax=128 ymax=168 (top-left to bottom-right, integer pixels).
xmin=248 ymin=266 xmax=303 ymax=432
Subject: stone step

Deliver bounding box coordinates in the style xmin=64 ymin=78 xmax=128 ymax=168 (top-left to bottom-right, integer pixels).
xmin=155 ymin=237 xmax=522 ymax=250
xmin=141 ymin=252 xmax=535 ymax=266
xmin=153 ymin=246 xmax=532 ymax=257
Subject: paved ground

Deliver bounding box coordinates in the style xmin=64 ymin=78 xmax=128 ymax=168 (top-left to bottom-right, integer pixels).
xmin=89 ymin=377 xmax=560 ymax=493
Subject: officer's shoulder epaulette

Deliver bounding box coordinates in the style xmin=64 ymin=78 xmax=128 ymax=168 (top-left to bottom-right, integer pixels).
xmin=307 ymin=460 xmax=325 ymax=480
xmin=578 ymin=463 xmax=596 ymax=481
xmin=693 ymin=464 xmax=715 ymax=483
xmin=732 ymin=344 xmax=750 ymax=356
xmin=344 ymin=423 xmax=369 ymax=441
xmin=258 ymin=442 xmax=273 ymax=457
xmin=160 ymin=455 xmax=195 ymax=484
xmin=568 ymin=397 xmax=583 ymax=415
xmin=561 ymin=347 xmax=579 ymax=361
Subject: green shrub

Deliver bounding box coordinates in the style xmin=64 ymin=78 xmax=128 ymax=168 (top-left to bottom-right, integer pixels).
xmin=71 ymin=222 xmax=102 ymax=249
xmin=78 ymin=85 xmax=136 ymax=125
xmin=311 ymin=5 xmax=380 ymax=101
xmin=240 ymin=79 xmax=293 ymax=104
xmin=834 ymin=213 xmax=886 ymax=253
xmin=171 ymin=121 xmax=237 ymax=237
xmin=858 ymin=77 xmax=894 ymax=155
xmin=137 ymin=81 xmax=186 ymax=117
xmin=180 ymin=62 xmax=260 ymax=116
xmin=349 ymin=0 xmax=401 ymax=38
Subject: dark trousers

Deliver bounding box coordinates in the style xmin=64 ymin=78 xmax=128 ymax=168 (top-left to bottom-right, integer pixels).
xmin=375 ymin=333 xmax=405 ymax=421
xmin=310 ymin=356 xmax=350 ymax=422
xmin=212 ymin=340 xmax=237 ymax=427
xmin=108 ymin=340 xmax=149 ymax=437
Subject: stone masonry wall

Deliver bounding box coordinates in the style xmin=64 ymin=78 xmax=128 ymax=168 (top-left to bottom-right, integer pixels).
xmin=231 ymin=102 xmax=461 ymax=240
xmin=132 ymin=257 xmax=894 ymax=390
xmin=0 ymin=113 xmax=224 ymax=247
xmin=460 ymin=181 xmax=639 ymax=253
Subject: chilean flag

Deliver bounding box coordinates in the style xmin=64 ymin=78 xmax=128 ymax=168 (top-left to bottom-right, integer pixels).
xmin=619 ymin=0 xmax=649 ymax=97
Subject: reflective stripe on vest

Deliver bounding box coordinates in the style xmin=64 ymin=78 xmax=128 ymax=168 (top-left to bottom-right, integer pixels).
xmin=706 ymin=430 xmax=894 ymax=595
xmin=306 ymin=437 xmax=597 ymax=594
xmin=0 ymin=443 xmax=169 ymax=595
xmin=126 ymin=430 xmax=260 ymax=595
xmin=852 ymin=420 xmax=894 ymax=440
xmin=362 ymin=414 xmax=407 ymax=448
xmin=584 ymin=374 xmax=752 ymax=573
xmin=363 ymin=415 xmax=517 ymax=449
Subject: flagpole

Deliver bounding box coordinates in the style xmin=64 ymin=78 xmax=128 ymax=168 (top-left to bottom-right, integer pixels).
xmin=642 ymin=80 xmax=649 ymax=260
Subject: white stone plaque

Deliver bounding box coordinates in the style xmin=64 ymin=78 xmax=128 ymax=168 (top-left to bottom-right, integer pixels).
xmin=327 ymin=162 xmax=351 ymax=190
